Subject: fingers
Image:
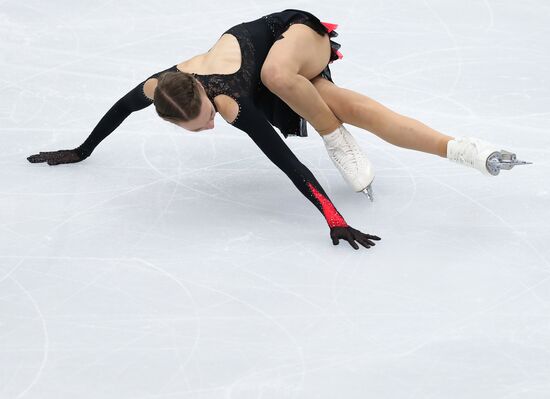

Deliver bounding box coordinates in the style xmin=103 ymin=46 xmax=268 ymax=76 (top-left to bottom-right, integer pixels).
xmin=27 ymin=152 xmax=57 ymax=163
xmin=350 ymin=230 xmax=376 ymax=249
xmin=367 ymin=235 xmax=382 ymax=241
xmin=28 ymin=150 xmax=80 ymax=165
xmin=356 ymin=234 xmax=376 ymax=249
xmin=361 ymin=236 xmax=377 ymax=246
xmin=27 ymin=154 xmax=45 ymax=163
xmin=354 ymin=229 xmax=382 ymax=248
xmin=47 ymin=157 xmax=73 ymax=165
xmin=350 ymin=232 xmax=381 ymax=249
xmin=344 ymin=236 xmax=359 ymax=250
xmin=357 ymin=239 xmax=372 ymax=249
xmin=329 ymin=227 xmax=381 ymax=250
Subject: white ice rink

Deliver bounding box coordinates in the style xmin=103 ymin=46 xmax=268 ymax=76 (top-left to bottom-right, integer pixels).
xmin=1 ymin=1 xmax=549 ymax=398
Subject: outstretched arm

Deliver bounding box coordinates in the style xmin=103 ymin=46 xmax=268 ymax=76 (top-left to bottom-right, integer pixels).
xmin=75 ymin=65 xmax=178 ymax=159
xmin=27 ymin=65 xmax=178 ymax=164
xmin=233 ymin=98 xmax=380 ymax=249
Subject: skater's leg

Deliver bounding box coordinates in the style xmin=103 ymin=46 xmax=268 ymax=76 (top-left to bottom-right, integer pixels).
xmin=261 ymin=24 xmax=377 ymax=195
xmin=260 ymin=24 xmax=342 ymax=135
xmin=311 ymin=76 xmax=454 ymax=158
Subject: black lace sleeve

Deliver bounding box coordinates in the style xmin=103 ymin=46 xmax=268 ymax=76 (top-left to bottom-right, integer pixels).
xmin=233 ymin=98 xmax=349 ymax=229
xmin=75 ymin=65 xmax=178 ymax=159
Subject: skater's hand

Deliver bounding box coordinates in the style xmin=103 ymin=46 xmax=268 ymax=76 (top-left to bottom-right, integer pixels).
xmin=27 ymin=149 xmax=84 ymax=165
xmin=330 ymin=226 xmax=381 ymax=250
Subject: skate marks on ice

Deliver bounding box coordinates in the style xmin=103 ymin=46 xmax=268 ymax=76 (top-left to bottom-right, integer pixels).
xmin=3 ymin=0 xmax=550 ymax=397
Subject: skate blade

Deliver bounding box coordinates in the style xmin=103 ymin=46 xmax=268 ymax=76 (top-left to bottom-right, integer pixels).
xmin=487 ymin=150 xmax=533 ymax=175
xmin=361 ymin=183 xmax=374 ymax=202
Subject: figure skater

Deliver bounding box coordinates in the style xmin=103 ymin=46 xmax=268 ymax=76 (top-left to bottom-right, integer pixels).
xmin=27 ymin=9 xmax=530 ymax=250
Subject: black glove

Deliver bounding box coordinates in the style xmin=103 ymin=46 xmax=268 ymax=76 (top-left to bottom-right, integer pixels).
xmin=330 ymin=226 xmax=381 ymax=250
xmin=27 ymin=148 xmax=86 ymax=165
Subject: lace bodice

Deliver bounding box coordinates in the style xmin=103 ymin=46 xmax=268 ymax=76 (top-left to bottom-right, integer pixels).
xmin=191 ymin=23 xmax=263 ymax=126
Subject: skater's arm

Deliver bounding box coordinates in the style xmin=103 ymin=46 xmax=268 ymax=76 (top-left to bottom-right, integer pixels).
xmin=233 ymin=99 xmax=346 ymax=229
xmin=74 ymin=65 xmax=179 ymax=159
xmin=232 ymin=100 xmax=380 ymax=249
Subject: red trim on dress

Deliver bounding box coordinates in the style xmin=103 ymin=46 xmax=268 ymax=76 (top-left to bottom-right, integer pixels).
xmin=321 ymin=22 xmax=338 ymax=32
xmin=321 ymin=21 xmax=344 ymax=61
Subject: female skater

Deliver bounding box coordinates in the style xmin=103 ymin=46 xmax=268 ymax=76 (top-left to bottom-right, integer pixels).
xmin=27 ymin=9 xmax=530 ymax=250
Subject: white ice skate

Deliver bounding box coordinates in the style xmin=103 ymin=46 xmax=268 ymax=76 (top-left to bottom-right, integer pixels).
xmin=322 ymin=125 xmax=375 ymax=201
xmin=447 ymin=137 xmax=532 ymax=176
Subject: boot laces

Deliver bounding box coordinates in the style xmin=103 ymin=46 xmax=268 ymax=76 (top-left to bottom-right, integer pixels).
xmin=330 ymin=131 xmax=359 ymax=175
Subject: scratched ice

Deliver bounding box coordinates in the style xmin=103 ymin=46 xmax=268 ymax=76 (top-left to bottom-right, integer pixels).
xmin=1 ymin=1 xmax=549 ymax=398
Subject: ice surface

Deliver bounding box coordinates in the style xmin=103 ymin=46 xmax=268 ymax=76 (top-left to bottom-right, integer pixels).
xmin=1 ymin=1 xmax=549 ymax=398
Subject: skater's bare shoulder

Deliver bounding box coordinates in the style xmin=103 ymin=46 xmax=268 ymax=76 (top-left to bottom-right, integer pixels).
xmin=215 ymin=95 xmax=240 ymax=124
xmin=143 ymin=78 xmax=158 ymax=101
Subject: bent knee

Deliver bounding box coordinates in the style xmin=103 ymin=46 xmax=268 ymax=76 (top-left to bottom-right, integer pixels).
xmin=260 ymin=63 xmax=295 ymax=93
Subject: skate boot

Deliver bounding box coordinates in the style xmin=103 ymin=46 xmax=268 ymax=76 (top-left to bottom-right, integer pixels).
xmin=447 ymin=137 xmax=532 ymax=176
xmin=322 ymin=125 xmax=375 ymax=201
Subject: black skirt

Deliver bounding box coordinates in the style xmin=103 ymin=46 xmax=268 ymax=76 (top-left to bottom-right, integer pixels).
xmin=257 ymin=9 xmax=344 ymax=138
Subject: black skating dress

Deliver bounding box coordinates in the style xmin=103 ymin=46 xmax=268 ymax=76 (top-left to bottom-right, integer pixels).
xmin=75 ymin=9 xmax=349 ymax=229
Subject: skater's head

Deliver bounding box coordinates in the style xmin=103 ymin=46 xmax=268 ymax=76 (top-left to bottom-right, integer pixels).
xmin=154 ymin=72 xmax=215 ymax=132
